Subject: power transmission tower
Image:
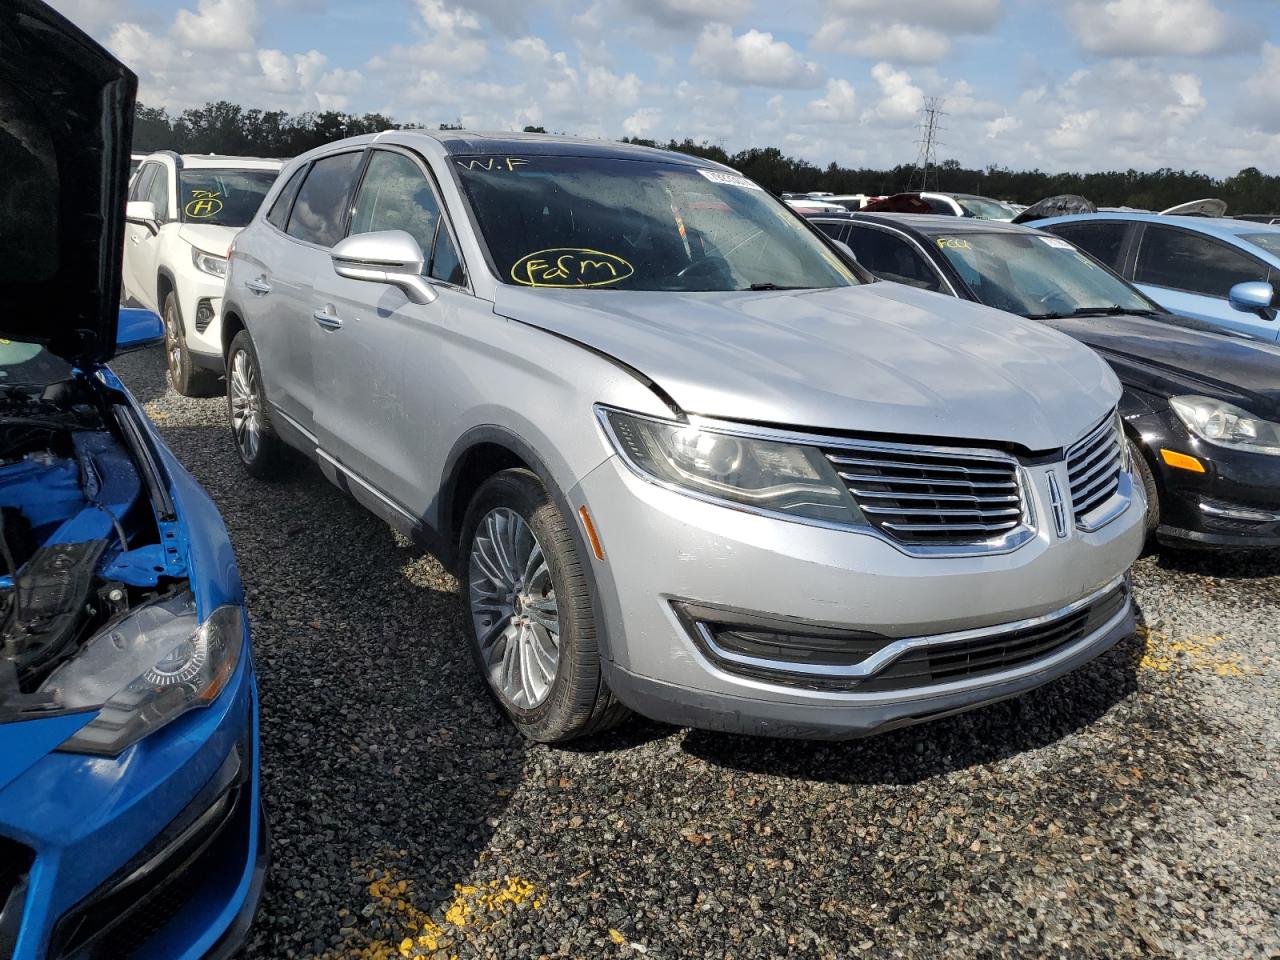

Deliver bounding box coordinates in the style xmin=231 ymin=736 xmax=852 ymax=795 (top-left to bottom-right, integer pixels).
xmin=908 ymin=97 xmax=946 ymax=192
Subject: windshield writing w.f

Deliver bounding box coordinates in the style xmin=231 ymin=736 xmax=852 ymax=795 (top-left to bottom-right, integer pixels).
xmin=453 ymin=156 xmax=857 ymax=292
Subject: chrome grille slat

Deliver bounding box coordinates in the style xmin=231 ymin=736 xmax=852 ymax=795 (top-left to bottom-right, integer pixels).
xmin=1066 ymin=413 xmax=1123 ymax=524
xmin=825 ymin=442 xmax=1026 ymax=546
xmin=838 ymin=472 xmax=1016 ymax=490
xmin=862 ymin=504 xmax=1022 ymax=518
xmin=850 ymin=489 xmax=1020 ymax=504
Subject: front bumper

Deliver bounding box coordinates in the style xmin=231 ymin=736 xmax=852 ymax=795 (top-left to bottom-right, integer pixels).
xmin=1132 ymin=410 xmax=1280 ymax=549
xmin=0 ymin=646 xmax=265 ymax=960
xmin=575 ymin=452 xmax=1144 ymax=739
xmin=176 ymin=269 xmax=226 ymax=364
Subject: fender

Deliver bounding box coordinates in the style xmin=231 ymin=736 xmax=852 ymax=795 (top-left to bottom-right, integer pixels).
xmin=437 ymin=424 xmax=617 ymax=662
xmin=156 ymin=265 xmax=179 ymax=314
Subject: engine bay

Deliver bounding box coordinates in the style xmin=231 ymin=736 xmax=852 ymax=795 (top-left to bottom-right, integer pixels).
xmin=0 ymin=364 xmax=190 ymax=717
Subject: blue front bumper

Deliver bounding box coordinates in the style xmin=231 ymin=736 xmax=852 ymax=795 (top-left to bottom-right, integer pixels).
xmin=0 ymin=642 xmax=265 ymax=960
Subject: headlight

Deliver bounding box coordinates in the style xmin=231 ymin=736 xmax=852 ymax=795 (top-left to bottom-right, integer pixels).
xmin=42 ymin=593 xmax=244 ymax=755
xmin=1170 ymin=395 xmax=1280 ymax=456
xmin=598 ymin=407 xmax=865 ymax=526
xmin=191 ymin=246 xmax=228 ymax=278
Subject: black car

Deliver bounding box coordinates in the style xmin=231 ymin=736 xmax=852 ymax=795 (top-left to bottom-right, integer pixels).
xmin=813 ymin=213 xmax=1280 ymax=550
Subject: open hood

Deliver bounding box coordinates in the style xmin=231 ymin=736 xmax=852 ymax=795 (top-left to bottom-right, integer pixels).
xmin=1161 ymin=198 xmax=1227 ymax=218
xmin=0 ymin=0 xmax=136 ymax=365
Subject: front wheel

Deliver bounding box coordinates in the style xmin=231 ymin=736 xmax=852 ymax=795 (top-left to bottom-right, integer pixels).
xmin=226 ymin=330 xmax=287 ymax=480
xmin=163 ymin=293 xmax=220 ymax=398
xmin=460 ymin=469 xmax=629 ymax=742
xmin=1129 ymin=439 xmax=1160 ymax=536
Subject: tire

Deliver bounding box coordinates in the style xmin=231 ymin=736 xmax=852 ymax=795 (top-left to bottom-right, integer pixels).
xmin=460 ymin=468 xmax=629 ymax=743
xmin=1129 ymin=439 xmax=1160 ymax=536
xmin=163 ymin=293 xmax=220 ymax=398
xmin=226 ymin=330 xmax=288 ymax=480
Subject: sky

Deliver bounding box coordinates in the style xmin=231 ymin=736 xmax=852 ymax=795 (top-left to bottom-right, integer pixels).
xmin=50 ymin=0 xmax=1280 ymax=176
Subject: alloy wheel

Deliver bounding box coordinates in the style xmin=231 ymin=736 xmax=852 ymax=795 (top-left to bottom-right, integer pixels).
xmin=229 ymin=349 xmax=261 ymax=462
xmin=164 ymin=304 xmax=182 ymax=380
xmin=468 ymin=507 xmax=561 ymax=709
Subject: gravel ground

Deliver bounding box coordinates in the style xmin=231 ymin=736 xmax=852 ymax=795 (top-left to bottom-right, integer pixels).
xmin=112 ymin=347 xmax=1277 ymax=960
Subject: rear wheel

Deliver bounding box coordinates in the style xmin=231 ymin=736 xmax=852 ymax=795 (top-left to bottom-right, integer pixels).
xmin=460 ymin=469 xmax=629 ymax=742
xmin=227 ymin=330 xmax=287 ymax=480
xmin=163 ymin=293 xmax=220 ymax=398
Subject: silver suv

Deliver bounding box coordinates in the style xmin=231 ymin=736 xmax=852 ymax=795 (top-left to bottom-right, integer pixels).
xmin=222 ymin=132 xmax=1144 ymax=742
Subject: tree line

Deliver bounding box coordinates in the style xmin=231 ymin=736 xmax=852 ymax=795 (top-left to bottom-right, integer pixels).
xmin=134 ymin=101 xmax=1280 ymax=213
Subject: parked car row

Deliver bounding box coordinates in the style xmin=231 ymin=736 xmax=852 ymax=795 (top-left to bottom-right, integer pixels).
xmin=2 ymin=2 xmax=1277 ymax=958
xmin=813 ymin=214 xmax=1280 ymax=550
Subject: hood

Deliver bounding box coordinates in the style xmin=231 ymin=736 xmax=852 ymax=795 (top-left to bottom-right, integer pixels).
xmin=0 ymin=1 xmax=136 ymax=365
xmin=494 ymin=282 xmax=1119 ymax=452
xmin=177 ymin=222 xmax=241 ymax=257
xmin=1046 ymin=312 xmax=1280 ymax=419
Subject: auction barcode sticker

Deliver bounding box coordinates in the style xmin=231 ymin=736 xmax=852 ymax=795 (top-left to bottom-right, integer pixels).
xmin=1039 ymin=236 xmax=1075 ymax=250
xmin=698 ymin=169 xmax=763 ymax=190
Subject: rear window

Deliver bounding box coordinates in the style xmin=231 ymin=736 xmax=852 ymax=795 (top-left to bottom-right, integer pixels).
xmin=179 ymin=167 xmax=280 ymax=227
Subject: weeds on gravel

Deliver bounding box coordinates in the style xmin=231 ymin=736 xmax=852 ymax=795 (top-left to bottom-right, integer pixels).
xmin=1137 ymin=626 xmax=1253 ymax=676
xmin=322 ymin=869 xmax=541 ymax=959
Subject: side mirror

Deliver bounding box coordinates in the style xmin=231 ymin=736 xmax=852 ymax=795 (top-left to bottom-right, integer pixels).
xmin=833 ymin=239 xmax=857 ymax=262
xmin=117 ymin=307 xmax=164 ymax=352
xmin=125 ymin=200 xmax=159 ymax=235
xmin=1228 ymin=280 xmax=1277 ymax=319
xmin=330 ymin=230 xmax=438 ymax=305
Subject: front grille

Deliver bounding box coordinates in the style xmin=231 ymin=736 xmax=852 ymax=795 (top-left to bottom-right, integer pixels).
xmin=1067 ymin=414 xmax=1123 ymax=523
xmin=824 ymin=443 xmax=1024 ymax=546
xmin=856 ymin=581 xmax=1129 ymax=692
xmin=0 ymin=838 xmax=35 ymax=960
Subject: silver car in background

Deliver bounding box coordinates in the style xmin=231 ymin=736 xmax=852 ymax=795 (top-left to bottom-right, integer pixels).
xmin=221 ymin=132 xmax=1144 ymax=742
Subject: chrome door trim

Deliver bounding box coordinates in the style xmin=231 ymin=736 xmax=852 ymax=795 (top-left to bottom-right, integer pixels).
xmin=315 ymin=448 xmax=420 ymax=527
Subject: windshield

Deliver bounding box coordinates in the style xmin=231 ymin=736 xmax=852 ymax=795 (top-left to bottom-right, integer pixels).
xmin=956 ymin=197 xmax=1018 ymax=220
xmin=179 ymin=168 xmax=279 ymax=227
xmin=934 ymin=232 xmax=1157 ymax=318
xmin=453 ymin=156 xmax=857 ymax=292
xmin=1242 ymin=232 xmax=1280 ymax=257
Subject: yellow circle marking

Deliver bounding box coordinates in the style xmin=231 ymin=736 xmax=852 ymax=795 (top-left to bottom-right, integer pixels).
xmin=511 ymin=248 xmax=635 ymax=288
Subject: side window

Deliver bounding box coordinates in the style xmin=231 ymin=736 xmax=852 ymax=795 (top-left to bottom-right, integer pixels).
xmin=130 ymin=163 xmax=157 ymax=203
xmin=146 ymin=164 xmax=170 ymax=221
xmin=266 ymin=165 xmax=307 ymax=231
xmin=286 ymin=151 xmax=364 ymax=247
xmin=923 ymin=197 xmax=957 ymax=216
xmin=815 ymin=221 xmax=849 ymax=243
xmin=349 ymin=150 xmax=441 ymax=267
xmin=843 ymin=227 xmax=945 ymax=293
xmin=429 ymin=228 xmax=465 ymax=286
xmin=1134 ymin=226 xmax=1267 ymax=298
xmin=1045 ymin=221 xmax=1128 ymax=271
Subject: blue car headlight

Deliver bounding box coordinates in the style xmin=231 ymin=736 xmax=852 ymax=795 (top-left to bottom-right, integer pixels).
xmin=42 ymin=592 xmax=244 ymax=755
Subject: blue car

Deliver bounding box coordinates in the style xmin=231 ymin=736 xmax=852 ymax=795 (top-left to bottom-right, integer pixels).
xmin=0 ymin=4 xmax=266 ymax=959
xmin=1037 ymin=212 xmax=1280 ymax=341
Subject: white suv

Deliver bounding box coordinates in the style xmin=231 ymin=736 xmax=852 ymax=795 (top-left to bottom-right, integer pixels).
xmin=123 ymin=152 xmax=282 ymax=395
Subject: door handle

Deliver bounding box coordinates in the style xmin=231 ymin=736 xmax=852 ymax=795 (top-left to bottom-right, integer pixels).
xmin=245 ymin=278 xmax=272 ymax=295
xmin=312 ymin=308 xmax=342 ymax=330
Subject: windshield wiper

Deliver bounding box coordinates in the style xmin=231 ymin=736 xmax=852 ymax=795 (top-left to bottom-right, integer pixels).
xmin=744 ymin=282 xmax=804 ymax=291
xmin=1024 ymin=305 xmax=1158 ymax=320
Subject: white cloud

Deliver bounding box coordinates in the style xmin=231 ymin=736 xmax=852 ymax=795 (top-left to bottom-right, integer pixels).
xmin=1239 ymin=42 xmax=1280 ymax=133
xmin=985 ymin=114 xmax=1019 ymax=139
xmin=815 ymin=21 xmax=950 ymax=64
xmin=825 ymin=0 xmax=1001 ymax=31
xmin=803 ymin=78 xmax=858 ymax=122
xmin=864 ymin=62 xmax=923 ymax=124
xmin=173 ymin=0 xmax=259 ymax=51
xmin=1063 ymin=0 xmax=1249 ymax=56
xmin=691 ymin=24 xmax=824 ymax=88
xmin=623 ymin=106 xmax=663 ymax=137
xmin=635 ymin=0 xmax=752 ymax=28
